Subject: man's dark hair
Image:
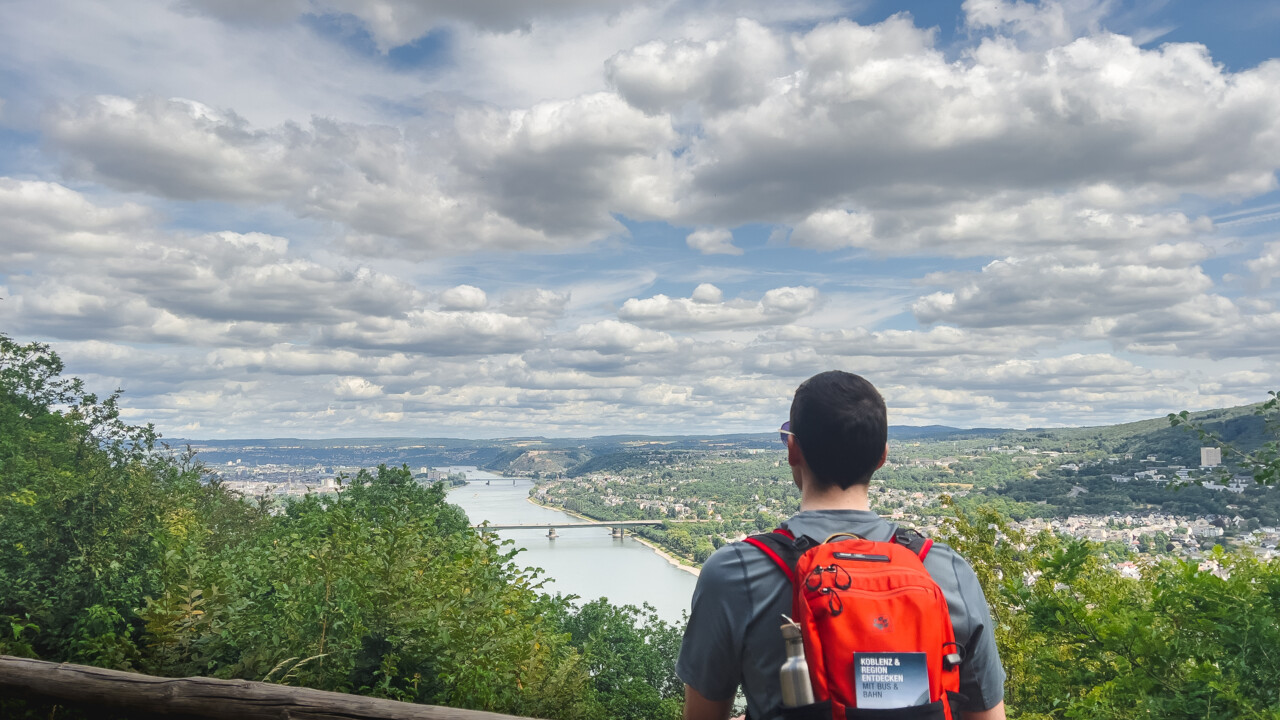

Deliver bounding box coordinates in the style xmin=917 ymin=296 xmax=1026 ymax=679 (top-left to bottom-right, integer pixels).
xmin=789 ymin=370 xmax=887 ymax=489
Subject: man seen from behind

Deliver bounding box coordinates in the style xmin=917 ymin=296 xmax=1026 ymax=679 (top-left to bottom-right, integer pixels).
xmin=677 ymin=371 xmax=1006 ymax=720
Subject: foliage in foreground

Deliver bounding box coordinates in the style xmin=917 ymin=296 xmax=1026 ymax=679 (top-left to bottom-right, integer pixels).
xmin=943 ymin=501 xmax=1280 ymax=719
xmin=0 ymin=335 xmax=681 ymax=720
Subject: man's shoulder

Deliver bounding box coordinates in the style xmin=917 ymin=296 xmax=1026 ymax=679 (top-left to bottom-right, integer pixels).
xmin=878 ymin=521 xmax=973 ymax=567
xmin=700 ymin=541 xmax=748 ymax=580
xmin=694 ymin=535 xmax=803 ymax=595
xmin=917 ymin=537 xmax=977 ymax=572
xmin=914 ymin=538 xmax=992 ymax=609
xmin=701 ymin=536 xmax=775 ymax=576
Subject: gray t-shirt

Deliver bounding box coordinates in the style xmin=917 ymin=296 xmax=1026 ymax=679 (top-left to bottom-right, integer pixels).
xmin=676 ymin=510 xmax=1005 ymax=719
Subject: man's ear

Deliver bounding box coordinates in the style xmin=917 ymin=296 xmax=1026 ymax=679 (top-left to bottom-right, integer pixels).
xmin=787 ymin=436 xmax=804 ymax=468
xmin=786 ymin=436 xmax=806 ymax=492
xmin=875 ymin=443 xmax=888 ymax=470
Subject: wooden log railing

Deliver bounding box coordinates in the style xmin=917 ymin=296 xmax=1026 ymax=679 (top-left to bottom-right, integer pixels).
xmin=0 ymin=655 xmax=542 ymax=720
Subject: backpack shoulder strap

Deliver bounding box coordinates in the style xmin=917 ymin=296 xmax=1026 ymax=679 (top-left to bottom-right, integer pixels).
xmin=742 ymin=528 xmax=807 ymax=585
xmin=892 ymin=525 xmax=935 ymax=562
xmin=746 ymin=525 xmax=932 ymax=578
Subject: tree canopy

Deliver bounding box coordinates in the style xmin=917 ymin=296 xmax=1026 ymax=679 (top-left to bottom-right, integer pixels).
xmin=0 ymin=335 xmax=681 ymax=720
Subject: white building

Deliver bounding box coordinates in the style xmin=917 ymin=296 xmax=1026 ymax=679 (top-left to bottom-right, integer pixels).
xmin=1201 ymin=447 xmax=1222 ymax=468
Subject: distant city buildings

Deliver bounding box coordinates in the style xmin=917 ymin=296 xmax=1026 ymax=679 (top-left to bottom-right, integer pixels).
xmin=213 ymin=463 xmax=453 ymax=498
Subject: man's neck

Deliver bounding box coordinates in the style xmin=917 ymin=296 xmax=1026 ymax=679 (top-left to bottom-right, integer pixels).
xmin=799 ymin=481 xmax=872 ymax=512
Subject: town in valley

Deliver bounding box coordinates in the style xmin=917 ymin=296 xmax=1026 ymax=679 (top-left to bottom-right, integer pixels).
xmin=184 ymin=400 xmax=1280 ymax=575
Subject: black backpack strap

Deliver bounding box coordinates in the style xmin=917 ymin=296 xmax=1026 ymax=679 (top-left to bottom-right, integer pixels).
xmin=892 ymin=525 xmax=935 ymax=561
xmin=743 ymin=529 xmax=808 ymax=584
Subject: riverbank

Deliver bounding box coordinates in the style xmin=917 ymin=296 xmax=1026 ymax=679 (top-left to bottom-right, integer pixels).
xmin=525 ymin=494 xmax=593 ymax=521
xmin=628 ymin=533 xmax=701 ymax=578
xmin=525 ymin=495 xmax=701 ymax=577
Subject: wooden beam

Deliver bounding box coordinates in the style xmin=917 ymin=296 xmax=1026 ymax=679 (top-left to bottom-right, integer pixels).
xmin=0 ymin=655 xmax=542 ymax=720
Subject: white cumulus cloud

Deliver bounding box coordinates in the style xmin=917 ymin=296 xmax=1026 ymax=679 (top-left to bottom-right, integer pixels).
xmin=1247 ymin=241 xmax=1280 ymax=286
xmin=619 ymin=285 xmax=820 ymax=329
xmin=685 ymin=228 xmax=742 ymax=255
xmin=913 ymin=248 xmax=1215 ymax=328
xmin=439 ymin=285 xmax=488 ymax=311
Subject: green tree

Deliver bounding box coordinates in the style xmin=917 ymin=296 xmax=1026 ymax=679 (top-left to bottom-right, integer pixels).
xmin=0 ymin=335 xmax=615 ymax=720
xmin=556 ymin=599 xmax=684 ymax=720
xmin=154 ymin=464 xmax=597 ymax=718
xmin=940 ymin=498 xmax=1280 ymax=719
xmin=0 ymin=335 xmax=254 ymax=667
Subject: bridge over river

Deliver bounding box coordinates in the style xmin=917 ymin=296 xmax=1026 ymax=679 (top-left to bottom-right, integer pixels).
xmin=473 ymin=519 xmax=687 ymax=538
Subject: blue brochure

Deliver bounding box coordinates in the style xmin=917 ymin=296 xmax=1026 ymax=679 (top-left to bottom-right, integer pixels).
xmin=852 ymin=652 xmax=930 ymax=709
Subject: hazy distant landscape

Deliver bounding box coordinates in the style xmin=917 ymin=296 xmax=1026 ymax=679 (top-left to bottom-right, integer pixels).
xmin=183 ymin=400 xmax=1280 ymax=568
xmin=175 ymin=402 xmax=1265 ymax=470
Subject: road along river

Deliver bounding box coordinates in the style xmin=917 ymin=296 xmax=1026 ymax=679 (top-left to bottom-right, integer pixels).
xmin=444 ymin=468 xmax=698 ymax=625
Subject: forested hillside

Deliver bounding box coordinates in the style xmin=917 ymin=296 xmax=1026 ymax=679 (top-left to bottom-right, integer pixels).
xmin=0 ymin=335 xmax=681 ymax=720
xmin=1005 ymin=405 xmax=1270 ymax=460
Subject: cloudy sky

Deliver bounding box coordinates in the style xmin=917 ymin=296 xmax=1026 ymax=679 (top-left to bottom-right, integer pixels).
xmin=3 ymin=0 xmax=1279 ymax=438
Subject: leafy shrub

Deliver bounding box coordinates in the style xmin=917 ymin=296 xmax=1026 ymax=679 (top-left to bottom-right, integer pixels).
xmin=942 ymin=501 xmax=1280 ymax=719
xmin=0 ymin=335 xmax=640 ymax=719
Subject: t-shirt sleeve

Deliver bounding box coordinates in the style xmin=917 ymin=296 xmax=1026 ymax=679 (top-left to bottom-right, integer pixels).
xmin=676 ymin=544 xmax=751 ymax=702
xmin=936 ymin=549 xmax=1007 ymax=711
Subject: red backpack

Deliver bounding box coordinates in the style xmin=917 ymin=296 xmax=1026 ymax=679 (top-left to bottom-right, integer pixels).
xmin=744 ymin=527 xmax=964 ymax=720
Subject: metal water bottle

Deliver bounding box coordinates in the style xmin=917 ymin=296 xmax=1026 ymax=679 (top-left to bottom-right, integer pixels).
xmin=779 ymin=616 xmax=814 ymax=707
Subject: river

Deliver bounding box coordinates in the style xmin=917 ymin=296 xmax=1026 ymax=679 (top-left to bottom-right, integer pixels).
xmin=444 ymin=467 xmax=698 ymax=625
